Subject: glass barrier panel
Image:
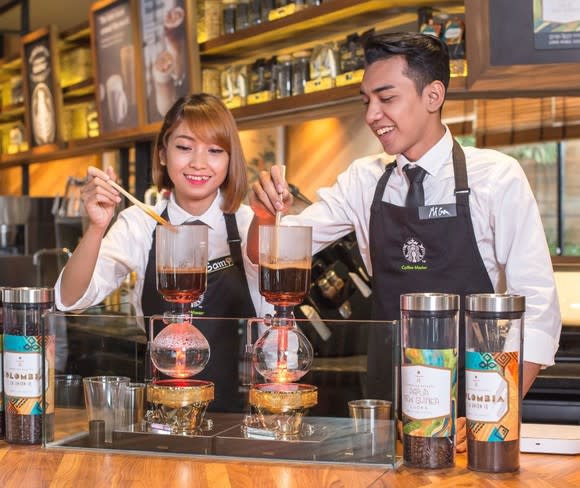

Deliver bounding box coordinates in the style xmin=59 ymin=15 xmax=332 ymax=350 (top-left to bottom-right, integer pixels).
xmin=42 ymin=312 xmax=400 ymax=468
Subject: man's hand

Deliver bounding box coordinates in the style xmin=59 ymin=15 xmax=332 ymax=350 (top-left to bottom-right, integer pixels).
xmin=248 ymin=165 xmax=293 ymax=220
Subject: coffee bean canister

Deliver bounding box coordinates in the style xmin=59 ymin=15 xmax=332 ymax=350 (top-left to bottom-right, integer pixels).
xmin=400 ymin=293 xmax=459 ymax=468
xmin=0 ymin=289 xmax=4 ymax=440
xmin=2 ymin=287 xmax=55 ymax=444
xmin=465 ymin=293 xmax=524 ymax=473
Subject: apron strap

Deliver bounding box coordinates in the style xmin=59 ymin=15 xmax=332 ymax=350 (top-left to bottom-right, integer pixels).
xmin=223 ymin=212 xmax=255 ymax=312
xmin=372 ymin=161 xmax=397 ymax=207
xmin=452 ymin=139 xmax=470 ymax=206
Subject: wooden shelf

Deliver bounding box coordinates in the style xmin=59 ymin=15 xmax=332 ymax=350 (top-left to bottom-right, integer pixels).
xmin=0 ymin=102 xmax=24 ymax=122
xmin=60 ymin=21 xmax=91 ymax=45
xmin=200 ymin=0 xmax=461 ymax=62
xmin=0 ymin=53 xmax=21 ymax=71
xmin=0 ymin=127 xmax=158 ymax=168
xmin=62 ymin=78 xmax=95 ymax=102
xmin=230 ymin=76 xmax=468 ymax=130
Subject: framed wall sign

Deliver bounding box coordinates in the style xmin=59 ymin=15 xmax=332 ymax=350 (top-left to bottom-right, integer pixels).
xmin=466 ymin=0 xmax=580 ymax=94
xmin=90 ymin=0 xmax=144 ymax=136
xmin=21 ymin=26 xmax=64 ymax=151
xmin=138 ymin=0 xmax=196 ymax=125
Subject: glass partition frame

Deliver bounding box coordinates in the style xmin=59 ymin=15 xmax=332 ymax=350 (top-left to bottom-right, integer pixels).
xmin=41 ymin=311 xmax=400 ymax=468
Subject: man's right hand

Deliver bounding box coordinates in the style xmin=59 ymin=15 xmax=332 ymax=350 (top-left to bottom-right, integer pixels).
xmin=81 ymin=166 xmax=122 ymax=230
xmin=248 ymin=165 xmax=294 ymax=221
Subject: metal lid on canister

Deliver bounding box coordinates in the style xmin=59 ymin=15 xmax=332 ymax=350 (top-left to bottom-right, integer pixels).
xmin=1 ymin=287 xmax=54 ymax=304
xmin=400 ymin=292 xmax=459 ymax=311
xmin=465 ymin=293 xmax=525 ymax=313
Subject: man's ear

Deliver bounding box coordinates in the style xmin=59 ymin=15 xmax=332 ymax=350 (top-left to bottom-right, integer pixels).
xmin=424 ymin=80 xmax=446 ymax=113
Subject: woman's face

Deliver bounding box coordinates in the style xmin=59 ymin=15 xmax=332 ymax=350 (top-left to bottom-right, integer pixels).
xmin=162 ymin=120 xmax=229 ymax=216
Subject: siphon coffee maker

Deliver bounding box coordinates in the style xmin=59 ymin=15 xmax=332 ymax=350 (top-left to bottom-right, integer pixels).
xmin=145 ymin=224 xmax=214 ymax=435
xmin=244 ymin=225 xmax=318 ymax=438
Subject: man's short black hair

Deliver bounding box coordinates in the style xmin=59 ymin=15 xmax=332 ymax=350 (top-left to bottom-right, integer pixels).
xmin=364 ymin=32 xmax=450 ymax=95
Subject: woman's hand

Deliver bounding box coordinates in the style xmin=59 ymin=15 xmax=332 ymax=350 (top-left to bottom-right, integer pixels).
xmin=81 ymin=166 xmax=122 ymax=230
xmin=248 ymin=165 xmax=293 ymax=221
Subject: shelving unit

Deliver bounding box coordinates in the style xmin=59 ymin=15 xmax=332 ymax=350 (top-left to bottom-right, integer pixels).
xmin=0 ymin=0 xmax=576 ymax=178
xmin=1 ymin=0 xmax=467 ymax=166
xmin=199 ymin=0 xmax=465 ymax=129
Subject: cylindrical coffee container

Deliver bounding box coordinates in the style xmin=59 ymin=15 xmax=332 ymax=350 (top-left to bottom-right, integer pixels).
xmin=2 ymin=287 xmax=55 ymax=444
xmin=401 ymin=293 xmax=459 ymax=468
xmin=0 ymin=288 xmax=4 ymax=440
xmin=465 ymin=293 xmax=524 ymax=473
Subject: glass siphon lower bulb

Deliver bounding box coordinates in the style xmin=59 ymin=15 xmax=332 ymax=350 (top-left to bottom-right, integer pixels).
xmin=151 ymin=321 xmax=210 ymax=378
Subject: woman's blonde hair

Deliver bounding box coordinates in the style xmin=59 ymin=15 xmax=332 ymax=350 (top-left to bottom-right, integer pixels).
xmin=152 ymin=93 xmax=248 ymax=213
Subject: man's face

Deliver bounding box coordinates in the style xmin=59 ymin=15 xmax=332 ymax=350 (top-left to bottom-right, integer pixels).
xmin=361 ymin=56 xmax=438 ymax=161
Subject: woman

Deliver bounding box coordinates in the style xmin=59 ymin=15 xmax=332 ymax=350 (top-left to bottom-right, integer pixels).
xmin=56 ymin=93 xmax=270 ymax=411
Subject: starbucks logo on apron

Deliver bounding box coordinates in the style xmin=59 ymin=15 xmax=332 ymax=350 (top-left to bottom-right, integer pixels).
xmin=402 ymin=238 xmax=425 ymax=263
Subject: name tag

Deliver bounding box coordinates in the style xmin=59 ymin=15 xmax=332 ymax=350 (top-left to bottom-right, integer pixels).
xmin=207 ymin=256 xmax=234 ymax=274
xmin=418 ymin=204 xmax=457 ymax=220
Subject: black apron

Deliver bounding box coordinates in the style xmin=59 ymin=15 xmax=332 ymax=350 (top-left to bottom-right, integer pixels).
xmin=367 ymin=140 xmax=494 ymax=416
xmin=142 ymin=209 xmax=256 ymax=412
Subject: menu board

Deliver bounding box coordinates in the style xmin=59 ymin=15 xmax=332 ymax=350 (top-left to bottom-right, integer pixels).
xmin=91 ymin=0 xmax=140 ymax=134
xmin=22 ymin=27 xmax=62 ymax=149
xmin=489 ymin=0 xmax=580 ymax=66
xmin=139 ymin=0 xmax=191 ymax=124
xmin=533 ymin=0 xmax=580 ymax=50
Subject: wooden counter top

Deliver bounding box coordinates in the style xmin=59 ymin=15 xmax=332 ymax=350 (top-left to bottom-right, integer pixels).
xmin=0 ymin=441 xmax=577 ymax=487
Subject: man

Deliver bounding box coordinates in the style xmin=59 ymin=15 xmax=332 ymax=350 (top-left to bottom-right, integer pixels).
xmin=248 ymin=32 xmax=561 ymax=451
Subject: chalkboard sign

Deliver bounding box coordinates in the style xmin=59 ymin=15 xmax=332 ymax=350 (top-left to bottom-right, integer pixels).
xmin=21 ymin=26 xmax=63 ymax=150
xmin=90 ymin=0 xmax=143 ymax=135
xmin=139 ymin=0 xmax=193 ymax=124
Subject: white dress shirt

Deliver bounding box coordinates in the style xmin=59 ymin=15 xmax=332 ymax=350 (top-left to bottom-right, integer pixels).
xmin=284 ymin=127 xmax=562 ymax=367
xmin=55 ymin=191 xmax=273 ymax=319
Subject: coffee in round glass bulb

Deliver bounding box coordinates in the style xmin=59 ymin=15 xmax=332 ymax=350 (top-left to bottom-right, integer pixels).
xmin=259 ymin=225 xmax=312 ymax=307
xmin=252 ymin=318 xmax=313 ymax=383
xmin=150 ymin=321 xmax=210 ymax=378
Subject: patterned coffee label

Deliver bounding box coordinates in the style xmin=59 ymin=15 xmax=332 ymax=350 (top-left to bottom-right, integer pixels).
xmin=402 ymin=348 xmax=458 ymax=437
xmin=466 ymin=351 xmax=519 ymax=442
xmin=4 ymin=334 xmax=55 ymax=415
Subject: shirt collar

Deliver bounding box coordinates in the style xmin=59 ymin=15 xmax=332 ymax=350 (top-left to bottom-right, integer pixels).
xmin=395 ymin=125 xmax=453 ymax=177
xmin=166 ymin=191 xmax=222 ymax=229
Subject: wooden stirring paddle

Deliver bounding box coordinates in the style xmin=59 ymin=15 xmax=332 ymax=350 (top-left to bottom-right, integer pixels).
xmin=107 ymin=179 xmax=175 ymax=230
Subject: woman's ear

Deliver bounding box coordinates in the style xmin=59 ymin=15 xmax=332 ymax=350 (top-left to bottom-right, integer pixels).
xmin=159 ymin=148 xmax=167 ymax=166
xmin=424 ymin=80 xmax=446 ymax=113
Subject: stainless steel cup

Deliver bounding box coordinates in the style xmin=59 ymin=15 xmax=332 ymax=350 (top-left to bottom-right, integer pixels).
xmin=119 ymin=382 xmax=146 ymax=431
xmin=348 ymin=399 xmax=392 ymax=457
xmin=55 ymin=374 xmax=83 ymax=408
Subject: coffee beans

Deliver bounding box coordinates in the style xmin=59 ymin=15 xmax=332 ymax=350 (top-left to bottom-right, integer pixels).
xmin=468 ymin=439 xmax=519 ymax=472
xmin=403 ymin=434 xmax=455 ymax=468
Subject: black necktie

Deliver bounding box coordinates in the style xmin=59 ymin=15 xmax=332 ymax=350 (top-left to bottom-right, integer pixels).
xmin=403 ymin=164 xmax=427 ymax=207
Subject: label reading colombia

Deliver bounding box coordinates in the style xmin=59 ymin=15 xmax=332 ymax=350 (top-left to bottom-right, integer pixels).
xmin=466 ymin=351 xmax=519 ymax=442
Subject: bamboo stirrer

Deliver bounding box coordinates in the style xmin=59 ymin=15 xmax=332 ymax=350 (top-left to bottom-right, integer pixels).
xmin=272 ymin=164 xmax=286 ymax=262
xmin=107 ymin=179 xmax=175 ymax=230
xmin=273 ymin=163 xmax=287 ymax=377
